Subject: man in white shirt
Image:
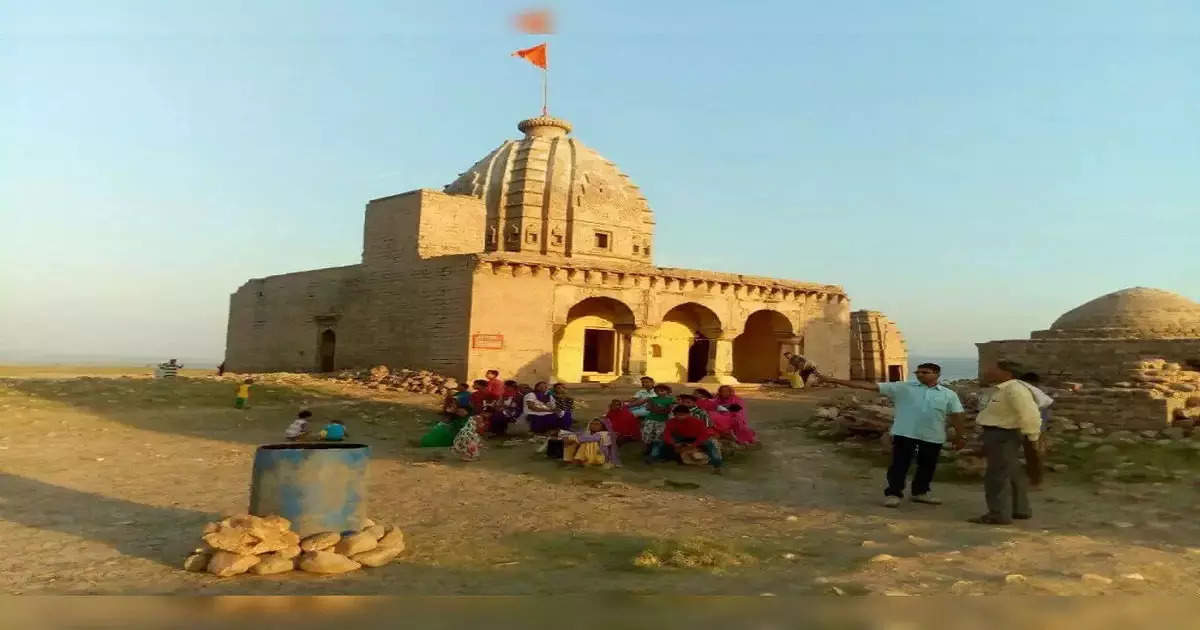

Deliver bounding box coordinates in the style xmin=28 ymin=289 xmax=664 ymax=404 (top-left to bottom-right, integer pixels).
xmin=626 ymin=376 xmax=656 ymax=418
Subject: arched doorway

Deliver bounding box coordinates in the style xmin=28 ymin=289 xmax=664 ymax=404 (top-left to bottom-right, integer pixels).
xmin=733 ymin=310 xmax=794 ymax=383
xmin=650 ymin=303 xmax=723 ymax=383
xmin=319 ymin=329 xmax=336 ymax=372
xmin=554 ymin=297 xmax=637 ymax=383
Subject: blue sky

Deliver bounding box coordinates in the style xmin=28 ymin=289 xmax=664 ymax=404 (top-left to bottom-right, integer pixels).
xmin=2 ymin=1 xmax=1198 ymax=361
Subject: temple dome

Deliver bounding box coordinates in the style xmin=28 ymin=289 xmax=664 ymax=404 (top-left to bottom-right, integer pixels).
xmin=443 ymin=116 xmax=655 ymax=264
xmin=1041 ymin=287 xmax=1200 ymax=339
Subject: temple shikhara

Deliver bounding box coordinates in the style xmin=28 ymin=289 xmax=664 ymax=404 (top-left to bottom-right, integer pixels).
xmin=224 ymin=115 xmax=905 ymax=383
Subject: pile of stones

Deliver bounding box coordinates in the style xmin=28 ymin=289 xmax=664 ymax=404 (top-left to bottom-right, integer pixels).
xmin=183 ymin=514 xmax=405 ymax=577
xmin=333 ymin=365 xmax=459 ymax=396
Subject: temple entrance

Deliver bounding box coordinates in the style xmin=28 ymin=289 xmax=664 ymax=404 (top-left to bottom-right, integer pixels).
xmin=650 ymin=302 xmax=724 ymax=383
xmin=319 ymin=329 xmax=336 ymax=372
xmin=582 ymin=329 xmax=616 ymax=374
xmin=733 ymin=310 xmax=794 ymax=383
xmin=555 ymin=297 xmax=636 ymax=383
xmin=887 ymin=364 xmax=904 ymax=382
xmin=687 ymin=335 xmax=711 ymax=382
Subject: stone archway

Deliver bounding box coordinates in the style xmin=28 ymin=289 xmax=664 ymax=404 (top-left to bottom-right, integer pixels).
xmin=649 ymin=303 xmax=723 ymax=383
xmin=733 ymin=310 xmax=794 ymax=383
xmin=554 ymin=297 xmax=637 ymax=383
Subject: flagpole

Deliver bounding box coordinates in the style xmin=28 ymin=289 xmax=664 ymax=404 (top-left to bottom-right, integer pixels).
xmin=542 ymin=67 xmax=548 ymax=116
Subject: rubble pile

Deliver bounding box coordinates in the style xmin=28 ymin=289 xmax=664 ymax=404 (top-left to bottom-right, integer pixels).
xmin=333 ymin=365 xmax=459 ymax=396
xmin=184 ymin=514 xmax=405 ymax=578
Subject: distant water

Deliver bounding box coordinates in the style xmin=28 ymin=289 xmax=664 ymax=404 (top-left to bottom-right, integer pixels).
xmin=910 ymin=356 xmax=977 ymax=382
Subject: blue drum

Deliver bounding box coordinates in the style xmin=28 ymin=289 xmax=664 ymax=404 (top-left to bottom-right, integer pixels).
xmin=248 ymin=442 xmax=370 ymax=536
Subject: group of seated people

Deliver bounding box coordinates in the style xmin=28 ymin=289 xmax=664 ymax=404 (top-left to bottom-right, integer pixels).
xmin=418 ymin=371 xmax=757 ymax=472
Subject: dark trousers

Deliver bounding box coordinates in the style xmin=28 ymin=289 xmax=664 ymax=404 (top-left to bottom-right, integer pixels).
xmin=886 ymin=435 xmax=941 ymax=498
xmin=981 ymin=426 xmax=1031 ymax=521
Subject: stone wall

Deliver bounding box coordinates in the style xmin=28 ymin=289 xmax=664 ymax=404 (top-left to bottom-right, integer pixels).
xmin=977 ymin=339 xmax=1200 ymax=385
xmin=224 ymin=265 xmax=363 ymax=373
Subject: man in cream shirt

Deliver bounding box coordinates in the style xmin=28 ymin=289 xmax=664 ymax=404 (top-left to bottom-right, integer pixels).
xmin=970 ymin=360 xmax=1043 ymax=525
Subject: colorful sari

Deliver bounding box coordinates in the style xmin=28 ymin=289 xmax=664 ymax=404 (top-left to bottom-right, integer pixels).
xmin=562 ymin=418 xmax=621 ymax=467
xmin=605 ymin=406 xmax=641 ymax=442
xmin=488 ymin=386 xmax=523 ymax=435
xmin=706 ymin=391 xmax=757 ymax=445
xmin=452 ymin=416 xmax=483 ymax=461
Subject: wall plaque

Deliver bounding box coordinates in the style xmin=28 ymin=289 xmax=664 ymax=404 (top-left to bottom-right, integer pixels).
xmin=472 ymin=334 xmax=504 ymax=350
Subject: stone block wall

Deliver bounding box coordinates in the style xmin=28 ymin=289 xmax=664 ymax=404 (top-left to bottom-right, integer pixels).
xmin=977 ymin=339 xmax=1200 ymax=385
xmin=224 ymin=265 xmax=363 ymax=373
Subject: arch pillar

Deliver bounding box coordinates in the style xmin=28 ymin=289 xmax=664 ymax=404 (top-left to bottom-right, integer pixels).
xmin=614 ymin=325 xmax=655 ymax=384
xmin=701 ymin=330 xmax=740 ymax=385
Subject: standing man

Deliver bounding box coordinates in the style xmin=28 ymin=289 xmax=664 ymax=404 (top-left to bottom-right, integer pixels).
xmin=484 ymin=369 xmax=505 ymax=398
xmin=783 ymin=352 xmax=816 ymax=388
xmin=969 ymin=360 xmax=1042 ymax=525
xmin=818 ymin=363 xmax=967 ymax=507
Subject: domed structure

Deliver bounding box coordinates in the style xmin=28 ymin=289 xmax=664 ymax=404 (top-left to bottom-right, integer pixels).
xmin=444 ymin=117 xmax=655 ymax=265
xmin=1036 ymin=287 xmax=1200 ymax=339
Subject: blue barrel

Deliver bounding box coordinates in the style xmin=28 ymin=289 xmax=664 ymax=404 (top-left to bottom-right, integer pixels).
xmin=248 ymin=443 xmax=370 ymax=536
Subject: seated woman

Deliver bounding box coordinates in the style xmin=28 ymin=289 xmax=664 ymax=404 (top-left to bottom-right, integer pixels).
xmin=523 ymin=381 xmax=560 ymax=434
xmin=562 ymin=418 xmax=620 ymax=468
xmin=713 ymin=385 xmax=756 ymax=445
xmin=452 ymin=414 xmax=484 ymax=461
xmin=488 ymin=380 xmax=523 ymax=436
xmin=419 ymin=407 xmax=470 ymax=447
xmin=442 ymin=382 xmax=472 ymax=420
xmin=604 ymin=399 xmax=641 ymax=443
xmin=694 ymin=387 xmax=756 ymax=445
xmin=469 ymin=379 xmax=498 ymax=417
xmin=552 ymin=383 xmax=576 ymax=429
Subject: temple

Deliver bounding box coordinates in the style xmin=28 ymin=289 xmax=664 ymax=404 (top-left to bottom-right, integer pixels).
xmin=225 ymin=115 xmax=906 ymax=383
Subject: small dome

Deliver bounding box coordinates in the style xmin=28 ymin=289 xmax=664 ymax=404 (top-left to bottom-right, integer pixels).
xmin=1045 ymin=287 xmax=1200 ymax=339
xmin=443 ymin=117 xmax=654 ymax=265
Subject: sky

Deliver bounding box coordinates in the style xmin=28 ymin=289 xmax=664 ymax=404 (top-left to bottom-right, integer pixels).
xmin=2 ymin=1 xmax=1198 ymax=362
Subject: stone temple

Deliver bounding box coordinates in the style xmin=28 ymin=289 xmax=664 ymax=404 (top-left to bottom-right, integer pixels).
xmin=978 ymin=287 xmax=1200 ymax=429
xmin=225 ymin=115 xmax=905 ymax=384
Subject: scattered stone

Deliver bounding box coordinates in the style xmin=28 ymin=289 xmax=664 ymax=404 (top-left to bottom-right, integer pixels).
xmin=883 ymin=590 xmax=911 ymax=596
xmin=829 ymin=586 xmax=846 ymax=596
xmin=1110 ymin=521 xmax=1136 ymax=529
xmin=906 ymin=535 xmax=936 ymax=547
xmin=183 ymin=552 xmax=211 ymax=572
xmin=300 ymin=531 xmax=341 ymax=552
xmin=868 ymin=554 xmax=898 ymax=563
xmin=861 ymin=540 xmax=881 ymax=548
xmin=334 ymin=531 xmax=379 ymax=557
xmin=352 ymin=545 xmax=403 ymax=568
xmin=207 ymin=551 xmax=261 ymax=577
xmin=1050 ymin=464 xmax=1070 ymax=473
xmin=376 ymin=527 xmax=405 ymax=551
xmin=782 ymin=553 xmax=797 ymax=560
xmin=1081 ymin=573 xmax=1113 ymax=585
xmin=1004 ymin=574 xmax=1027 ymax=585
xmin=1094 ymin=444 xmax=1120 ymax=457
xmin=363 ymin=525 xmax=386 ymax=540
xmin=1120 ymin=573 xmax=1146 ymax=581
xmin=202 ymin=528 xmax=257 ymax=555
xmin=950 ymin=580 xmax=973 ymax=594
xmin=298 ymin=551 xmax=361 ymax=574
xmin=250 ymin=553 xmax=295 ymax=575
xmin=785 ymin=515 xmax=799 ymax=522
xmin=277 ymin=545 xmax=301 ymax=560
xmin=262 ymin=515 xmax=291 ymax=531
xmin=361 ymin=518 xmax=377 ymax=529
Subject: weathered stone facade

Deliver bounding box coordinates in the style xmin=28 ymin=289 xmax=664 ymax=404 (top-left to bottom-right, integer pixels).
xmin=225 ymin=116 xmax=861 ymax=383
xmin=977 ymin=287 xmax=1200 ymax=429
xmin=849 ymin=310 xmax=908 ymax=382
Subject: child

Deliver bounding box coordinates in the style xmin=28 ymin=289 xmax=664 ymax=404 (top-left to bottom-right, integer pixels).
xmin=470 ymin=379 xmax=498 ymax=416
xmin=235 ymin=378 xmax=253 ymax=409
xmin=662 ymin=405 xmax=723 ymax=474
xmin=562 ymin=418 xmax=620 ymax=468
xmin=420 ymin=407 xmax=469 ymax=448
xmin=640 ymin=384 xmax=676 ymax=463
xmin=676 ymin=394 xmax=711 ymax=427
xmin=319 ymin=419 xmax=348 ymax=442
xmin=443 ymin=383 xmax=471 ymax=420
xmin=605 ymin=399 xmax=641 ymax=443
xmin=488 ymin=380 xmax=523 ymax=436
xmin=552 ymin=383 xmax=576 ymax=429
xmin=284 ymin=409 xmax=313 ymax=441
xmin=626 ymin=376 xmax=656 ymax=418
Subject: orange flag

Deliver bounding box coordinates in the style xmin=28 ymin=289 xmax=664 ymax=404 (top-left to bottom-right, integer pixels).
xmin=512 ymin=42 xmax=548 ymax=70
xmin=513 ymin=9 xmax=554 ymax=34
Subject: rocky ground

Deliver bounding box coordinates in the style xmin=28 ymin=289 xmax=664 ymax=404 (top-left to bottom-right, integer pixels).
xmin=4 ymin=366 xmax=1200 ymax=595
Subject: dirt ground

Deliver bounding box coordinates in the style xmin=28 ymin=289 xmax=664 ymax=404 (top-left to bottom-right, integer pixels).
xmin=4 ymin=366 xmax=1200 ymax=596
